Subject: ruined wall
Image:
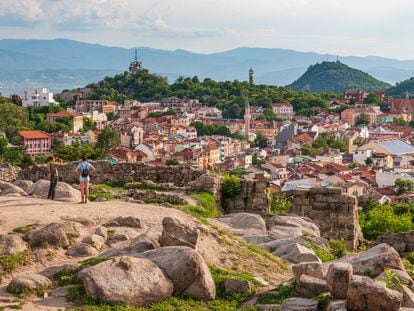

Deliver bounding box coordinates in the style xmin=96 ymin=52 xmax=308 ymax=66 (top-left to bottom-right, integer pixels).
xmin=286 ymin=187 xmax=363 ymax=250
xmin=222 ymin=178 xmax=271 ymax=215
xmin=17 ymin=161 xmax=203 ymax=187
xmin=0 ymin=164 xmax=21 ymax=182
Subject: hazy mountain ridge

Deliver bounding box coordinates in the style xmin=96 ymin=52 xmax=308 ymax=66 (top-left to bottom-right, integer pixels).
xmin=1 ymin=39 xmax=414 ymax=94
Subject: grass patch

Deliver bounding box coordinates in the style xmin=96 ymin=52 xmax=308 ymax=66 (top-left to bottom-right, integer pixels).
xmin=123 ymin=182 xmax=166 ymax=192
xmin=256 ymin=284 xmax=295 ymax=304
xmin=0 ymin=251 xmax=29 ymax=275
xmin=189 ymin=193 xmax=220 ymax=218
xmin=312 ymin=293 xmax=332 ymax=311
xmin=79 ymin=257 xmax=110 ymax=268
xmin=7 ymin=283 xmax=50 ymax=298
xmin=11 ymin=224 xmax=37 ymax=234
xmin=304 ymin=242 xmax=335 ymax=263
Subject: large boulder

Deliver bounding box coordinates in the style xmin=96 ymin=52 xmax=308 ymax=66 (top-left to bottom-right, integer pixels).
xmin=138 ymin=246 xmax=216 ymax=300
xmin=82 ymin=256 xmax=173 ymax=306
xmin=160 ymin=217 xmax=199 ymax=249
xmin=99 ymin=232 xmax=160 ymax=257
xmin=296 ymin=274 xmax=329 ymax=298
xmin=328 ymin=243 xmax=404 ymax=277
xmin=83 ymin=234 xmax=106 ymax=250
xmin=280 ymin=297 xmax=319 ymax=311
xmin=104 ymin=216 xmax=142 ymax=228
xmin=66 ymin=244 xmax=98 ymax=257
xmin=260 ymin=236 xmax=328 ymax=253
xmin=267 ymin=215 xmax=320 ymax=237
xmin=376 ymin=269 xmax=414 ymax=290
xmin=7 ymin=274 xmax=52 ymax=296
xmin=327 ymin=263 xmax=353 ymax=299
xmin=393 ymin=282 xmax=414 ymax=308
xmin=292 ymin=262 xmax=323 ymax=282
xmin=345 ymin=275 xmax=402 ymax=311
xmin=215 ymin=213 xmax=267 ymax=234
xmin=28 ymin=222 xmax=84 ymax=248
xmin=26 ymin=179 xmax=81 ymax=202
xmin=223 ymin=278 xmax=251 ymax=294
xmin=0 ymin=234 xmax=28 ymax=256
xmin=0 ymin=181 xmax=27 ymax=197
xmin=12 ymin=180 xmax=33 ymax=193
xmin=273 ymin=243 xmax=321 ymax=264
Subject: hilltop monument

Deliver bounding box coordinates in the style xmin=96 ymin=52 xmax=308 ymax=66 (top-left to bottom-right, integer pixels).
xmin=129 ymin=48 xmax=142 ymax=74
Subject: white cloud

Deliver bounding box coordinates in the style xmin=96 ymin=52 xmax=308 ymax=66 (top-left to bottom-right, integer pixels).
xmin=1 ymin=0 xmax=414 ymax=58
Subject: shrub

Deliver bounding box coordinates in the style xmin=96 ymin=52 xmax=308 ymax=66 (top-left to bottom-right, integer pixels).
xmin=304 ymin=242 xmax=335 ymax=262
xmin=221 ymin=175 xmax=241 ymax=199
xmin=270 ymin=194 xmax=292 ymax=215
xmin=165 ymin=158 xmax=179 ymax=166
xmin=329 ymin=239 xmax=348 ymax=258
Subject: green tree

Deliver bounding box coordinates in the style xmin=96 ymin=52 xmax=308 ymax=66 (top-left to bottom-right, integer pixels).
xmin=252 ymin=154 xmax=265 ymax=165
xmin=221 ymin=175 xmax=242 ymax=199
xmin=393 ymin=117 xmax=407 ymax=126
xmin=394 ymin=179 xmax=414 ymax=195
xmin=356 ymin=113 xmax=370 ymax=126
xmin=166 ymin=158 xmax=179 ymax=166
xmin=364 ymin=93 xmax=381 ymax=105
xmin=271 ymin=194 xmax=292 ymax=214
xmin=254 ymin=132 xmax=269 ymax=149
xmin=96 ymin=128 xmax=120 ymax=151
xmin=0 ymin=103 xmax=32 ymax=138
xmin=83 ymin=117 xmax=96 ymax=132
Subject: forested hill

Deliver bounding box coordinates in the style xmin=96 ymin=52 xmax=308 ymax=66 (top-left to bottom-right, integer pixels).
xmin=81 ymin=70 xmax=335 ymax=118
xmin=385 ymin=77 xmax=414 ymax=97
xmin=287 ymin=61 xmax=391 ymax=93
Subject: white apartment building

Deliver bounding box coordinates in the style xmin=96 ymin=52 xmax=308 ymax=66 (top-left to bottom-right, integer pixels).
xmin=22 ymin=88 xmax=59 ymax=107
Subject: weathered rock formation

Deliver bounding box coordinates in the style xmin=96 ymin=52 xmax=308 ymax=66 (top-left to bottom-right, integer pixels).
xmin=222 ymin=178 xmax=271 ymax=215
xmin=286 ymin=187 xmax=363 ymax=250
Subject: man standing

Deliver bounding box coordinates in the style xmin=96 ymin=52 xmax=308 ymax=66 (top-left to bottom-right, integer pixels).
xmin=75 ymin=155 xmax=96 ymax=204
xmin=47 ymin=156 xmax=63 ymax=200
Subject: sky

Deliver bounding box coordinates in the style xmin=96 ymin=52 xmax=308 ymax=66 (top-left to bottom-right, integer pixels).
xmin=0 ymin=0 xmax=413 ymax=59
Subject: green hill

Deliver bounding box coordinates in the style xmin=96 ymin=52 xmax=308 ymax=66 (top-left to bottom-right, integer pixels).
xmin=385 ymin=77 xmax=414 ymax=97
xmin=287 ymin=61 xmax=391 ymax=93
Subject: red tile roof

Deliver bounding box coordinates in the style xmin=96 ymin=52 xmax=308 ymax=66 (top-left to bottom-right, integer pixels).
xmin=47 ymin=110 xmax=80 ymax=118
xmin=19 ymin=130 xmax=50 ymax=139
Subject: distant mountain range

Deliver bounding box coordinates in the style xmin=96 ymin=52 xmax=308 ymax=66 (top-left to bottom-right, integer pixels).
xmin=288 ymin=61 xmax=391 ymax=93
xmin=2 ymin=39 xmax=414 ymax=94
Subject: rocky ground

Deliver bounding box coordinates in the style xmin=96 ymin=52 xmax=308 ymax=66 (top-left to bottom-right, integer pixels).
xmin=2 ymin=180 xmax=414 ymax=311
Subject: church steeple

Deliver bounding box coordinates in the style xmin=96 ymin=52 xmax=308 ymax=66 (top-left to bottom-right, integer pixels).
xmin=244 ymin=98 xmax=251 ymax=139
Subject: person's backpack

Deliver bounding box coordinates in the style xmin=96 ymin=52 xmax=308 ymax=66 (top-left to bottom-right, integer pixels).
xmin=80 ymin=162 xmax=89 ymax=178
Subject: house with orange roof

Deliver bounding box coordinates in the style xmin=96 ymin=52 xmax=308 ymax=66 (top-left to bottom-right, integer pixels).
xmin=18 ymin=130 xmax=51 ymax=155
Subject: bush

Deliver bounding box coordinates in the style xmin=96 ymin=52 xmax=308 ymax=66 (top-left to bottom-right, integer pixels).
xmin=359 ymin=204 xmax=413 ymax=240
xmin=305 ymin=242 xmax=335 ymax=262
xmin=329 ymin=239 xmax=348 ymax=258
xmin=270 ymin=194 xmax=292 ymax=215
xmin=165 ymin=158 xmax=179 ymax=166
xmin=221 ymin=175 xmax=241 ymax=199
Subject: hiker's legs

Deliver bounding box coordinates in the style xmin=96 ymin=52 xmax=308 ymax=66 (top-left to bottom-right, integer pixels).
xmin=84 ymin=181 xmax=90 ymax=203
xmin=47 ymin=176 xmax=55 ymax=199
xmin=50 ymin=175 xmax=58 ymax=200
xmin=80 ymin=181 xmax=86 ymax=203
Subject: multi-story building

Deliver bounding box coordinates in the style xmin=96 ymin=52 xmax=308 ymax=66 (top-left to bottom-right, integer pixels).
xmin=18 ymin=131 xmax=51 ymax=155
xmin=22 ymin=88 xmax=59 ymax=107
xmin=271 ymin=103 xmax=294 ymax=118
xmin=75 ymin=99 xmax=117 ymax=114
xmin=343 ymin=89 xmax=368 ymax=103
xmin=341 ymin=108 xmax=378 ymax=126
xmin=46 ymin=110 xmax=84 ymax=133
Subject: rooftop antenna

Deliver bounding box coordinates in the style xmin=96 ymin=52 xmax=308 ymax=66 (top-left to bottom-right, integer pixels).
xmin=134 ymin=48 xmax=138 ymax=62
xmin=337 ymin=55 xmax=339 ymax=62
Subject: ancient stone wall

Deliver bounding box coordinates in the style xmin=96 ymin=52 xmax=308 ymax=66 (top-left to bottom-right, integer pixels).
xmin=0 ymin=164 xmax=21 ymax=182
xmin=222 ymin=178 xmax=271 ymax=215
xmin=17 ymin=161 xmax=203 ymax=187
xmin=286 ymin=187 xmax=363 ymax=250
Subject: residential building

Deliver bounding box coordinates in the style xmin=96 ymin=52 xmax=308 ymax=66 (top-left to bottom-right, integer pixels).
xmin=341 ymin=108 xmax=378 ymax=126
xmin=18 ymin=130 xmax=51 ymax=155
xmin=22 ymin=88 xmax=58 ymax=107
xmin=271 ymin=103 xmax=294 ymax=118
xmin=46 ymin=110 xmax=84 ymax=133
xmin=343 ymin=89 xmax=368 ymax=103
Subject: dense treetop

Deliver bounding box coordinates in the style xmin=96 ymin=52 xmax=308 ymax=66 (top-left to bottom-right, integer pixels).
xmin=85 ymin=70 xmax=337 ymax=118
xmin=287 ymin=61 xmax=391 ymax=93
xmin=385 ymin=77 xmax=414 ymax=97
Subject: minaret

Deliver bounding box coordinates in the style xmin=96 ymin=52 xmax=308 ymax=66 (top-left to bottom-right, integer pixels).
xmin=244 ymin=98 xmax=251 ymax=139
xmin=248 ymin=68 xmax=254 ymax=85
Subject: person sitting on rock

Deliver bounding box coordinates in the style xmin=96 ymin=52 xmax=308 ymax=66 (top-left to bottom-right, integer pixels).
xmin=47 ymin=156 xmax=63 ymax=200
xmin=75 ymin=155 xmax=96 ymax=204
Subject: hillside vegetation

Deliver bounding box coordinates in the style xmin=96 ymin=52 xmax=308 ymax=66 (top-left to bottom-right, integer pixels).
xmin=287 ymin=61 xmax=391 ymax=93
xmin=385 ymin=77 xmax=414 ymax=97
xmin=85 ymin=70 xmax=335 ymax=118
